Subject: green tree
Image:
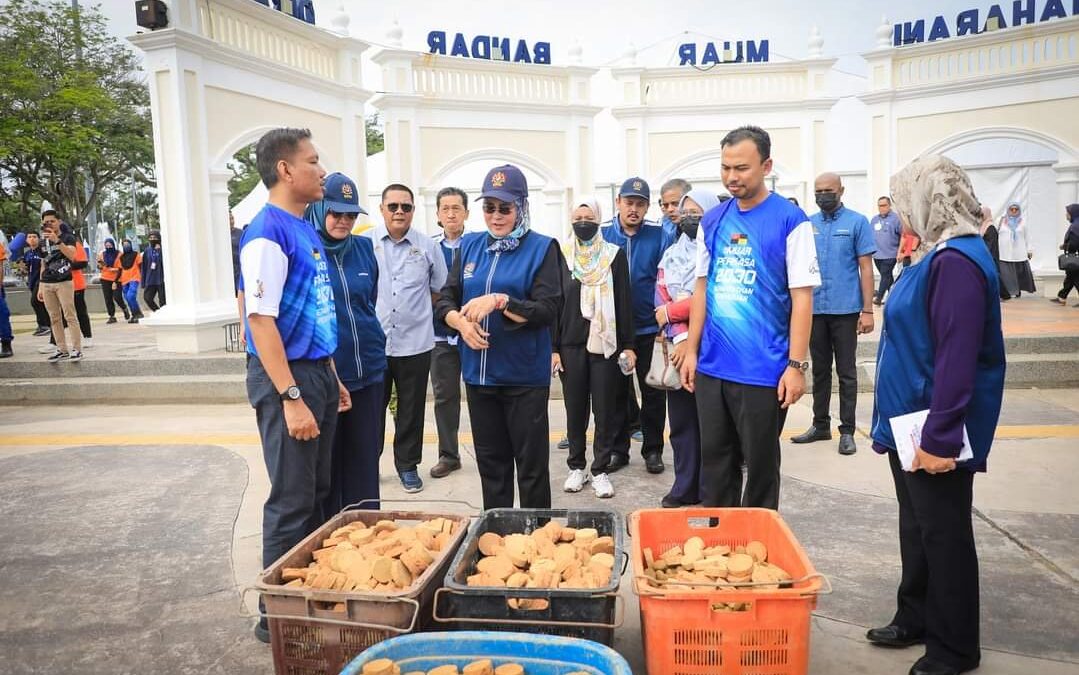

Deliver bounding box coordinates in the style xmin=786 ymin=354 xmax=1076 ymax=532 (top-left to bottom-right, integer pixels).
xmin=227 ymin=143 xmax=260 ymax=209
xmin=366 ymin=113 xmax=384 ymax=156
xmin=0 ymin=0 xmax=154 ymax=238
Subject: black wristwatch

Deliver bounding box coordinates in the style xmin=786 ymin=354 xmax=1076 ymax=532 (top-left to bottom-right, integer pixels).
xmin=787 ymin=359 xmax=809 ymax=373
xmin=279 ymin=385 xmax=302 ymax=402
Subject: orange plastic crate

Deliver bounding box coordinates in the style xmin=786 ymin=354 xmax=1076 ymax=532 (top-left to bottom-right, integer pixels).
xmin=629 ymin=508 xmax=826 ymax=675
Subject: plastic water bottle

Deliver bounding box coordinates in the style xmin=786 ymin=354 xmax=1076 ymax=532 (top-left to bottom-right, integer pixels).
xmin=618 ymin=352 xmax=633 ymax=376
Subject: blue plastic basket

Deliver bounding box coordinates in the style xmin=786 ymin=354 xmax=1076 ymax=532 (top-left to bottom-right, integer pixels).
xmin=340 ymin=631 xmax=632 ymax=675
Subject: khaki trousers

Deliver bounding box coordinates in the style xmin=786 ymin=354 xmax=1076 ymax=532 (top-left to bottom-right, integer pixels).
xmin=41 ymin=281 xmax=81 ymax=353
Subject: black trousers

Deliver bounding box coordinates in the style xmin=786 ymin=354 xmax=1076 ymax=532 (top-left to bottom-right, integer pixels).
xmin=809 ymin=313 xmax=859 ymax=435
xmin=1058 ymin=269 xmax=1079 ymax=300
xmin=874 ymin=258 xmax=896 ymax=301
xmin=247 ymin=356 xmax=338 ymax=569
xmin=559 ymin=344 xmax=626 ymax=475
xmin=382 ymin=351 xmax=432 ymax=474
xmin=143 ymin=284 xmax=165 ymax=311
xmin=887 ymin=451 xmax=980 ymax=671
xmin=667 ymin=386 xmax=702 ymax=504
xmin=465 ymin=384 xmax=552 ymax=510
xmin=324 ymin=380 xmax=384 ymax=517
xmin=696 ymin=374 xmax=787 ymax=509
xmin=616 ymin=332 xmax=667 ymax=458
xmin=429 ymin=341 xmax=462 ymax=462
xmin=101 ymin=279 xmax=127 ymax=318
xmin=30 ymin=287 xmax=51 ymax=328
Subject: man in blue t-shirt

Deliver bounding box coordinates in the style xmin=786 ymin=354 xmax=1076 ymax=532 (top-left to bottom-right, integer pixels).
xmin=791 ymin=173 xmax=876 ymax=456
xmin=240 ymin=128 xmax=350 ymax=644
xmin=681 ymin=126 xmax=820 ymax=510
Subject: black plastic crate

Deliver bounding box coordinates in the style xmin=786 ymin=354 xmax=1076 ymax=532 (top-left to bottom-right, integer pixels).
xmin=433 ymin=508 xmax=625 ymax=645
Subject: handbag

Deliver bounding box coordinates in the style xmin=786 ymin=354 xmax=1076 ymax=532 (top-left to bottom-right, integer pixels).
xmin=644 ymin=335 xmax=682 ymax=391
xmin=1058 ymin=252 xmax=1079 ymax=273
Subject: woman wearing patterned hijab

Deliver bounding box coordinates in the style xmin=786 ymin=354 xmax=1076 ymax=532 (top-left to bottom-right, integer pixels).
xmin=867 ymin=156 xmax=1006 ymax=675
xmin=552 ymin=197 xmax=634 ymax=499
xmin=434 ymin=164 xmax=562 ymax=509
xmin=996 ymin=201 xmax=1036 ymax=299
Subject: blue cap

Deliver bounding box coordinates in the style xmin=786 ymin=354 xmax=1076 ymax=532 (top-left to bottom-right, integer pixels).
xmin=618 ymin=177 xmax=650 ymax=201
xmin=323 ymin=172 xmax=367 ymax=215
xmin=479 ymin=164 xmax=529 ymax=202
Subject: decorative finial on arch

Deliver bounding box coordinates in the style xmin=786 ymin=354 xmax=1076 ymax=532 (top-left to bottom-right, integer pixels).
xmin=876 ymin=16 xmax=893 ymax=49
xmin=386 ymin=18 xmax=403 ymax=47
xmin=329 ymin=1 xmax=349 ymax=37
xmin=623 ymin=42 xmax=638 ymax=65
xmin=807 ymin=25 xmax=824 ymax=58
xmin=568 ymin=39 xmax=583 ymax=65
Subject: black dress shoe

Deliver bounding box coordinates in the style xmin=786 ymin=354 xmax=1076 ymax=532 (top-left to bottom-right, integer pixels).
xmin=606 ymin=455 xmax=629 ymax=473
xmin=644 ymin=452 xmax=664 ymax=474
xmin=791 ymin=426 xmax=832 ymax=444
xmin=661 ymin=494 xmax=682 ymax=508
xmin=253 ymin=619 xmax=271 ymax=644
xmin=909 ymin=655 xmax=962 ymax=675
xmin=866 ymin=624 xmax=924 ymax=647
xmin=838 ymin=433 xmax=857 ymax=455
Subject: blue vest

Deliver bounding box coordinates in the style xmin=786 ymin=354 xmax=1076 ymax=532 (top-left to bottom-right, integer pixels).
xmin=326 ymin=236 xmax=386 ymax=391
xmin=871 ymin=235 xmax=1006 ymax=469
xmin=601 ymin=218 xmax=675 ymax=335
xmin=456 ymin=231 xmax=553 ymax=387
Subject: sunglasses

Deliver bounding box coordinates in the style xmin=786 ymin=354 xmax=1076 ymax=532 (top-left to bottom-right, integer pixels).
xmin=483 ymin=203 xmax=515 ymax=215
xmin=385 ymin=202 xmax=414 ymax=213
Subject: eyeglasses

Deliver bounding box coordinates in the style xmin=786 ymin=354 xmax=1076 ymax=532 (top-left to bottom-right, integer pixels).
xmin=385 ymin=202 xmax=414 ymax=213
xmin=328 ymin=210 xmax=358 ymax=221
xmin=483 ymin=203 xmax=515 ymax=215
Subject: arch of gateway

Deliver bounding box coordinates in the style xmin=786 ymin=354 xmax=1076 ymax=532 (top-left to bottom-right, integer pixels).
xmin=128 ymin=0 xmax=1079 ymax=352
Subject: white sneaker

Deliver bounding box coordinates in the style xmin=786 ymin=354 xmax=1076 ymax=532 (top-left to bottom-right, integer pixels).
xmin=82 ymin=338 xmax=93 ymax=348
xmin=563 ymin=469 xmax=590 ymax=493
xmin=592 ymin=473 xmax=615 ymax=499
xmin=68 ymin=350 xmax=83 ymax=362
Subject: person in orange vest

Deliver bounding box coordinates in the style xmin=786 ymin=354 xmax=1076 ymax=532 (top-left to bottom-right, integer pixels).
xmin=117 ymin=238 xmax=145 ymax=323
xmin=96 ymin=238 xmax=130 ymax=324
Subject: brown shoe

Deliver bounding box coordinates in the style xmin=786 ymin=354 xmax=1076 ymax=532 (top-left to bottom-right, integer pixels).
xmin=429 ymin=459 xmax=461 ymax=478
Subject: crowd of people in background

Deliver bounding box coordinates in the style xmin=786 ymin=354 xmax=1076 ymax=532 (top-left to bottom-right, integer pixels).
xmin=0 ymin=213 xmax=167 ymax=360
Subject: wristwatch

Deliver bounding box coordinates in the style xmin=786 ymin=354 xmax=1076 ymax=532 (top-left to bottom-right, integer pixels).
xmin=787 ymin=359 xmax=809 ymax=373
xmin=279 ymin=385 xmax=302 ymax=402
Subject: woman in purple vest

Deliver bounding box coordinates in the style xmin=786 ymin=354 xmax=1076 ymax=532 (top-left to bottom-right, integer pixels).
xmin=867 ymin=155 xmax=1006 ymax=675
xmin=435 ymin=164 xmax=562 ymax=509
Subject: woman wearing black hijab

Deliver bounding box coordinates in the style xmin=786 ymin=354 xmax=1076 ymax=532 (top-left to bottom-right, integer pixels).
xmin=1051 ymin=203 xmax=1079 ymax=306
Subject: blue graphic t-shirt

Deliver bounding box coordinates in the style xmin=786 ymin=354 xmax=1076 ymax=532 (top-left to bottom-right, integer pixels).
xmin=240 ymin=203 xmax=337 ymax=361
xmin=695 ymin=193 xmax=820 ymax=387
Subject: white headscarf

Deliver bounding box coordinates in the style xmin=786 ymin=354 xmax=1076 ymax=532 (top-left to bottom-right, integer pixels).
xmin=660 ymin=189 xmax=721 ymax=297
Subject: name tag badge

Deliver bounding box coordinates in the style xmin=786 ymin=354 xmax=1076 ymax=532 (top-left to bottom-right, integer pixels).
xmin=874 ymin=223 xmax=882 ymax=231
xmin=151 ymin=263 xmax=157 ymax=270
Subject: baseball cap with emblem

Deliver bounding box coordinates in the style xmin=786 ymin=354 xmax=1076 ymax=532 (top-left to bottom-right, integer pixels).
xmin=618 ymin=177 xmax=651 ymax=201
xmin=480 ymin=164 xmax=529 ymax=203
xmin=322 ymin=172 xmax=367 ymax=215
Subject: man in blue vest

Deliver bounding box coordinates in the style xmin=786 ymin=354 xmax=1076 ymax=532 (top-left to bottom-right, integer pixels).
xmin=791 ymin=172 xmax=875 ymax=456
xmin=429 ymin=186 xmax=468 ymax=479
xmin=602 ymin=177 xmax=677 ymax=474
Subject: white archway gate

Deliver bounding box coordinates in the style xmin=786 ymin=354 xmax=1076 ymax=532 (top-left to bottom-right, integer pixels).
xmin=370 ymin=34 xmax=601 ymax=242
xmin=129 ymin=0 xmax=372 ymax=352
xmin=861 ymin=15 xmax=1079 ymax=280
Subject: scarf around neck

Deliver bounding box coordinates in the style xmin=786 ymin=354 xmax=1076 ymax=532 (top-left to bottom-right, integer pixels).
xmin=562 ymin=231 xmax=620 ymax=358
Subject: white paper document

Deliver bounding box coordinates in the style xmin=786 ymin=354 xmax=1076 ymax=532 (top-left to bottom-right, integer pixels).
xmin=889 ymin=409 xmax=973 ymax=471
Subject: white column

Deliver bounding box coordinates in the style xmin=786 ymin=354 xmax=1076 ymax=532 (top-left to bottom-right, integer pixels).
xmin=136 ymin=41 xmax=236 ymax=352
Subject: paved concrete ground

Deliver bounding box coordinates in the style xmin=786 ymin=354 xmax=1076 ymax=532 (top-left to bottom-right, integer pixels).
xmin=1 ymin=390 xmax=1077 ymax=674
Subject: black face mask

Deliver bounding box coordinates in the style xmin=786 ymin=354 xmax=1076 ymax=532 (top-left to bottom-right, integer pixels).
xmin=572 ymin=221 xmax=599 ymax=242
xmin=679 ymin=215 xmax=701 ymax=239
xmin=815 ymin=192 xmax=840 ymax=212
